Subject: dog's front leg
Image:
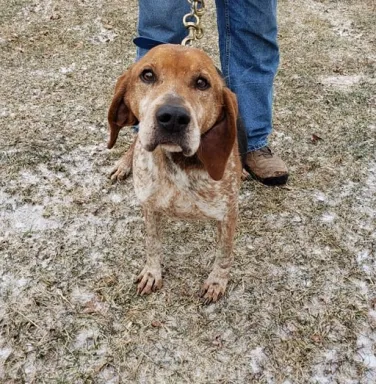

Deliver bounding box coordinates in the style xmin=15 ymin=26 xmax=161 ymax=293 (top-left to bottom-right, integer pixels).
xmin=109 ymin=135 xmax=137 ymax=182
xmin=136 ymin=207 xmax=163 ymax=295
xmin=200 ymin=206 xmax=238 ymax=304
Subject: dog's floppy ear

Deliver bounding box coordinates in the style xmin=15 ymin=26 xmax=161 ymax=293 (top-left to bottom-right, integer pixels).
xmin=197 ymin=87 xmax=238 ymax=181
xmin=107 ymin=70 xmax=139 ymax=149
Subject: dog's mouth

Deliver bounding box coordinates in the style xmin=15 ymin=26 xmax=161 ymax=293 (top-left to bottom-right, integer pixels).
xmin=159 ymin=140 xmax=178 ymax=146
xmin=143 ymin=134 xmax=194 ymax=156
xmin=159 ymin=142 xmax=183 ymax=153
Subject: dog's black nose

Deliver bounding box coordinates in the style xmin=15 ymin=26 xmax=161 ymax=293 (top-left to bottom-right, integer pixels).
xmin=156 ymin=105 xmax=191 ymax=133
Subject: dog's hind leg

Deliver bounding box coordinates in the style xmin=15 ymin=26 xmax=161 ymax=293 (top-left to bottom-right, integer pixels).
xmin=109 ymin=135 xmax=137 ymax=182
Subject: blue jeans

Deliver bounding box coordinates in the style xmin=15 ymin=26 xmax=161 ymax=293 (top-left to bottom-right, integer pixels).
xmin=137 ymin=0 xmax=279 ymax=152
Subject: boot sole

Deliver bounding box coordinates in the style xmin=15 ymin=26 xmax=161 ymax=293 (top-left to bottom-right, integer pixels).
xmin=245 ymin=166 xmax=289 ymax=186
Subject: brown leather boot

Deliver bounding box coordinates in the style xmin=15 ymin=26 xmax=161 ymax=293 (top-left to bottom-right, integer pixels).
xmin=245 ymin=147 xmax=289 ymax=186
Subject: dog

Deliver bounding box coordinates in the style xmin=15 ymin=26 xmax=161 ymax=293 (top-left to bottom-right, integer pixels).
xmin=107 ymin=44 xmax=245 ymax=303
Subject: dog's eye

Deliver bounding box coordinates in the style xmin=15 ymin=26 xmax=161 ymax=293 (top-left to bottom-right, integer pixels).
xmin=140 ymin=69 xmax=156 ymax=84
xmin=196 ymin=77 xmax=210 ymax=90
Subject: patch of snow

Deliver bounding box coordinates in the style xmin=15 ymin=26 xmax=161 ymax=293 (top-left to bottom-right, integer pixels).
xmin=24 ymin=351 xmax=37 ymax=382
xmin=249 ymin=347 xmax=267 ymax=374
xmin=0 ymin=347 xmax=12 ymax=379
xmin=326 ymin=14 xmax=361 ymax=40
xmin=23 ymin=1 xmax=54 ymax=18
xmin=97 ymin=366 xmax=119 ymax=384
xmin=304 ymin=297 xmax=325 ymax=316
xmin=349 ymin=162 xmax=376 ymax=275
xmin=0 ymin=347 xmax=12 ymax=361
xmin=369 ymin=310 xmax=376 ymax=322
xmin=320 ymin=75 xmax=362 ymax=91
xmin=58 ymin=144 xmax=107 ymax=192
xmin=73 ymin=328 xmax=98 ymax=349
xmin=352 ymin=280 xmax=369 ymax=296
xmin=273 ymin=130 xmax=293 ymax=144
xmin=314 ymin=191 xmax=327 ymax=203
xmin=70 ymin=287 xmax=96 ymax=305
xmin=309 ymin=349 xmax=339 ymax=384
xmin=88 ymin=18 xmax=118 ymax=45
xmin=0 ymin=274 xmax=29 ymax=298
xmin=19 ymin=170 xmax=41 ymax=184
xmin=355 ymin=332 xmax=376 ymax=379
xmin=321 ymin=212 xmax=336 ymax=223
xmin=90 ymin=251 xmax=103 ymax=262
xmin=310 ymin=374 xmax=331 ymax=384
xmin=307 ymin=2 xmax=364 ymax=41
xmin=60 ymin=63 xmax=76 ymax=74
xmin=0 ymin=200 xmax=61 ymax=233
xmin=0 ymin=107 xmax=10 ymax=117
xmin=109 ymin=193 xmax=123 ymax=203
xmin=37 ymin=163 xmax=74 ymax=189
xmin=70 ymin=286 xmax=108 ymax=314
xmin=357 ymin=250 xmax=370 ymax=264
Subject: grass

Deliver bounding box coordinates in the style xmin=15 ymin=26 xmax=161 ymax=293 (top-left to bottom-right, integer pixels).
xmin=0 ymin=0 xmax=375 ymax=382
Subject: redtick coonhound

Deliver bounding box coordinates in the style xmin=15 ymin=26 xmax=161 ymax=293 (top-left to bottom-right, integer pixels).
xmin=108 ymin=44 xmax=246 ymax=303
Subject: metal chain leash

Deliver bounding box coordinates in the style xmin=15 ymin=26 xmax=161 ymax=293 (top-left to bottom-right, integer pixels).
xmin=181 ymin=0 xmax=206 ymax=46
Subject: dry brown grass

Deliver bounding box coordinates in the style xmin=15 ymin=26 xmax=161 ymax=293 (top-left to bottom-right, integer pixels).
xmin=0 ymin=0 xmax=375 ymax=383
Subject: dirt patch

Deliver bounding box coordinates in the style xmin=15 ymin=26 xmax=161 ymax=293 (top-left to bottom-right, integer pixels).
xmin=0 ymin=0 xmax=375 ymax=382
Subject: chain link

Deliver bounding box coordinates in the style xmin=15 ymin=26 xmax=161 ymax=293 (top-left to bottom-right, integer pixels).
xmin=181 ymin=0 xmax=206 ymax=46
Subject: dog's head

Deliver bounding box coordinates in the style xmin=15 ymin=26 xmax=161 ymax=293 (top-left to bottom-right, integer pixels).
xmin=108 ymin=44 xmax=238 ymax=180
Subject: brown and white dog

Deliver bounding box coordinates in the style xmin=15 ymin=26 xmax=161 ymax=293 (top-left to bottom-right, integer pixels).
xmin=108 ymin=44 xmax=245 ymax=303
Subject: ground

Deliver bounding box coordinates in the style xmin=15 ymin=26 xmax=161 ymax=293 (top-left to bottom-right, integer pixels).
xmin=0 ymin=0 xmax=375 ymax=383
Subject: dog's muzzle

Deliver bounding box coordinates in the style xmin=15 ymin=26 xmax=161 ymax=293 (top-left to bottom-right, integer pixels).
xmin=141 ymin=103 xmax=194 ymax=155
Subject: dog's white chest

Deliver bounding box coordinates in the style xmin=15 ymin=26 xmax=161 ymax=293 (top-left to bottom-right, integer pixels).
xmin=133 ymin=142 xmax=229 ymax=220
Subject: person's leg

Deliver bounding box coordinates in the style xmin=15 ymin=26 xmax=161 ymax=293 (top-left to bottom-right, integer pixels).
xmin=215 ymin=0 xmax=288 ymax=185
xmin=137 ymin=1 xmax=190 ymax=59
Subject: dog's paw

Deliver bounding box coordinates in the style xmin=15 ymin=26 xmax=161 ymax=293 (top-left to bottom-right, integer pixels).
xmin=135 ymin=266 xmax=163 ymax=295
xmin=200 ymin=273 xmax=228 ymax=304
xmin=109 ymin=160 xmax=132 ymax=183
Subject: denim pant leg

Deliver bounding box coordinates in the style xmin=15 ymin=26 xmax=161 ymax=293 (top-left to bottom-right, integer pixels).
xmin=137 ymin=1 xmax=190 ymax=60
xmin=215 ymin=0 xmax=280 ymax=152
